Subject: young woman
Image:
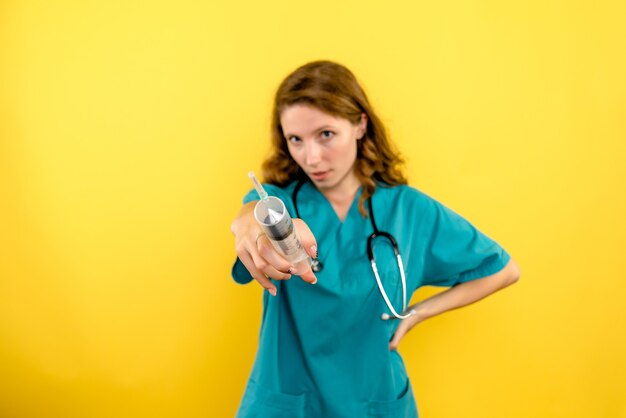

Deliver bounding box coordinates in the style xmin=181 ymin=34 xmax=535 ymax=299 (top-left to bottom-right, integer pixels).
xmin=230 ymin=60 xmax=520 ymax=418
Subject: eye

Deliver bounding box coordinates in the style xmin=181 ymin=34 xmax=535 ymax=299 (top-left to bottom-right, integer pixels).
xmin=320 ymin=130 xmax=334 ymax=139
xmin=287 ymin=136 xmax=302 ymax=144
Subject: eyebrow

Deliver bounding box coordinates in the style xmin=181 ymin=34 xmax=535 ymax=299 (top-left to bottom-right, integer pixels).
xmin=284 ymin=125 xmax=336 ymax=138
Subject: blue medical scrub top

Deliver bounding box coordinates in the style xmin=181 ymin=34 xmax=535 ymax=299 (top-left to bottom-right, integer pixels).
xmin=231 ymin=181 xmax=510 ymax=418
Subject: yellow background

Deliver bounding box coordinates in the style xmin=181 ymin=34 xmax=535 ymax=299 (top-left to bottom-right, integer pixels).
xmin=1 ymin=0 xmax=625 ymax=417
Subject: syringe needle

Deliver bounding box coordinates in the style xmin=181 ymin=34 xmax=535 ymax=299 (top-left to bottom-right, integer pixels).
xmin=248 ymin=171 xmax=268 ymax=200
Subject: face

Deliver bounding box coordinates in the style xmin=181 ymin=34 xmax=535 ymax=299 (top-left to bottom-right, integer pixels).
xmin=280 ymin=104 xmax=367 ymax=194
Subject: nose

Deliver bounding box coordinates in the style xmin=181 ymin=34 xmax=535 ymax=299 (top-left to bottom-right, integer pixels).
xmin=304 ymin=141 xmax=322 ymax=167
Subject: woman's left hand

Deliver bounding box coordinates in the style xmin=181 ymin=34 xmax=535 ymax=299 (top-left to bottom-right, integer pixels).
xmin=388 ymin=308 xmax=424 ymax=351
xmin=387 ymin=258 xmax=521 ymax=351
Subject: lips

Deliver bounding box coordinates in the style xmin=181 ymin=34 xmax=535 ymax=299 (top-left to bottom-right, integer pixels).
xmin=309 ymin=170 xmax=331 ymax=181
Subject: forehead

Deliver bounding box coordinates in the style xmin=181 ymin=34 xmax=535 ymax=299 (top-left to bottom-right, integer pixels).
xmin=280 ymin=104 xmax=349 ymax=133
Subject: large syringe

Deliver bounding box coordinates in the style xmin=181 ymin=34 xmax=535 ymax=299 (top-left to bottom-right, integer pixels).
xmin=249 ymin=172 xmax=312 ymax=275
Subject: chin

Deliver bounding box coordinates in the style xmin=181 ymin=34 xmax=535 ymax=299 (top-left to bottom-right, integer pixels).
xmin=312 ymin=179 xmax=335 ymax=190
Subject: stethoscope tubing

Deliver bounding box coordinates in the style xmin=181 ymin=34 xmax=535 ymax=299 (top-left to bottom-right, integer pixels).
xmin=292 ymin=179 xmax=414 ymax=320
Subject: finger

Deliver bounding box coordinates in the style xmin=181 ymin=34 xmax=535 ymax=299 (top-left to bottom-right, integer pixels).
xmin=256 ymin=235 xmax=294 ymax=280
xmin=389 ymin=320 xmax=411 ymax=351
xmin=291 ymin=218 xmax=318 ymax=284
xmin=299 ymin=268 xmax=318 ymax=285
xmin=293 ymin=218 xmax=318 ymax=259
xmin=238 ymin=251 xmax=277 ymax=296
xmin=249 ymin=240 xmax=292 ymax=281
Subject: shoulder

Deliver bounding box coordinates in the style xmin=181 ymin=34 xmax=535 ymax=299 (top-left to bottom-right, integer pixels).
xmin=374 ymin=183 xmax=454 ymax=229
xmin=263 ymin=180 xmax=299 ymax=196
xmin=374 ymin=183 xmax=438 ymax=210
xmin=242 ymin=180 xmax=299 ymax=204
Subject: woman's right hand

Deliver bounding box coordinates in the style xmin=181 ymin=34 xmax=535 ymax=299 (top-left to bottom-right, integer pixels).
xmin=231 ymin=201 xmax=318 ymax=296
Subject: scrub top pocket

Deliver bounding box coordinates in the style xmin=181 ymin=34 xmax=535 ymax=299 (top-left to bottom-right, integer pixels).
xmin=366 ymin=380 xmax=418 ymax=418
xmin=236 ymin=379 xmax=307 ymax=418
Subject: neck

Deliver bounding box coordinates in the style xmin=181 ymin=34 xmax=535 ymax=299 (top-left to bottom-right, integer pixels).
xmin=318 ymin=175 xmax=361 ymax=222
xmin=323 ymin=185 xmax=358 ymax=207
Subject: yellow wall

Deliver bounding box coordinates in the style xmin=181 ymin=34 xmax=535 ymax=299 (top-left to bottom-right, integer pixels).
xmin=1 ymin=1 xmax=624 ymax=417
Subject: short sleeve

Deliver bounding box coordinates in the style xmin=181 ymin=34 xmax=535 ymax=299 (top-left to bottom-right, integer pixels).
xmin=421 ymin=199 xmax=510 ymax=287
xmin=231 ymin=183 xmax=292 ymax=285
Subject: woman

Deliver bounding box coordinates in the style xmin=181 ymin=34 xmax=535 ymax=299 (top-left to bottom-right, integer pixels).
xmin=230 ymin=60 xmax=520 ymax=418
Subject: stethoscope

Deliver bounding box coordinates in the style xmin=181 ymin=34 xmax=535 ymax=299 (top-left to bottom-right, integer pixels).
xmin=292 ymin=179 xmax=415 ymax=320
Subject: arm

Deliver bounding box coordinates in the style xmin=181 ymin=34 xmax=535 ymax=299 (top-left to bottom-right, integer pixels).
xmin=389 ymin=257 xmax=520 ymax=350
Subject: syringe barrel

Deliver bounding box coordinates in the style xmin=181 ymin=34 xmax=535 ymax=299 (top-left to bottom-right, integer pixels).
xmin=253 ymin=196 xmax=311 ymax=272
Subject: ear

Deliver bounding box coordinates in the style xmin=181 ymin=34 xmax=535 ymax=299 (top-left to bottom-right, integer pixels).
xmin=357 ymin=112 xmax=368 ymax=139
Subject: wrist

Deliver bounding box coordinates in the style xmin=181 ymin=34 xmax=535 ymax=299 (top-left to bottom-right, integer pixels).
xmin=410 ymin=303 xmax=430 ymax=323
xmin=232 ymin=203 xmax=260 ymax=236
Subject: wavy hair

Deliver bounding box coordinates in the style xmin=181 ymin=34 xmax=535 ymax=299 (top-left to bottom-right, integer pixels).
xmin=261 ymin=60 xmax=407 ymax=217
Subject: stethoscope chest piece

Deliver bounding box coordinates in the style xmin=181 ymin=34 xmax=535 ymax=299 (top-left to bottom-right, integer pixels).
xmin=311 ymin=258 xmax=323 ymax=273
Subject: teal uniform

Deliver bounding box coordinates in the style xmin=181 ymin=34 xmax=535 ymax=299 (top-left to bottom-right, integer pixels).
xmin=232 ymin=181 xmax=510 ymax=418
